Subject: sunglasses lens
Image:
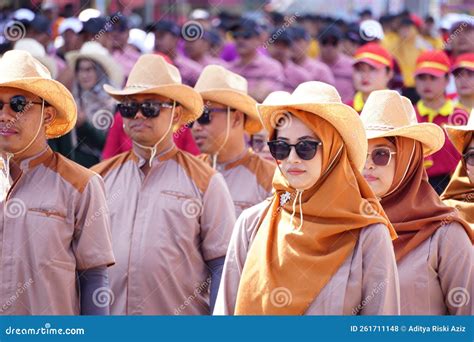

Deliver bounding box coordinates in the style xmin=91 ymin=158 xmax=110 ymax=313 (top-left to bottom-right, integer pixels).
xmin=197 ymin=111 xmax=212 ymax=125
xmin=10 ymin=95 xmax=28 ymax=113
xmin=464 ymin=152 xmax=474 ymax=166
xmin=295 ymin=141 xmax=318 ymax=160
xmin=268 ymin=141 xmax=291 ymax=160
xmin=117 ymin=103 xmax=138 ymax=118
xmin=141 ymin=102 xmax=160 ymax=118
xmin=372 ymin=148 xmax=391 ymax=166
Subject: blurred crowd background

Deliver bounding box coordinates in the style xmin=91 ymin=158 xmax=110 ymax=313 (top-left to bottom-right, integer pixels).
xmin=0 ymin=0 xmax=473 ymax=193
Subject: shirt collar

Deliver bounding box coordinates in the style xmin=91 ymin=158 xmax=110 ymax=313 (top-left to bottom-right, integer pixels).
xmin=132 ymin=144 xmax=178 ymax=168
xmin=416 ymin=99 xmax=454 ymax=123
xmin=19 ymin=146 xmax=53 ymax=172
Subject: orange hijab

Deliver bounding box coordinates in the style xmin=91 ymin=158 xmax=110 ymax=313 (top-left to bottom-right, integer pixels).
xmin=234 ymin=110 xmax=396 ymax=315
xmin=380 ymin=137 xmax=474 ymax=262
xmin=441 ymin=133 xmax=474 ymax=229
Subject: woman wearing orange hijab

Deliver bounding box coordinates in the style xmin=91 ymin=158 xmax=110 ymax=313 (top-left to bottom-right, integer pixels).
xmin=361 ymin=90 xmax=473 ymax=315
xmin=214 ymin=82 xmax=400 ymax=315
xmin=442 ymin=110 xmax=474 ymax=227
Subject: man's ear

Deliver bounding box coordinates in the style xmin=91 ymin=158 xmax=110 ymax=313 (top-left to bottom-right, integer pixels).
xmin=43 ymin=106 xmax=57 ymax=126
xmin=232 ymin=110 xmax=245 ymax=128
xmin=172 ymin=104 xmax=183 ymax=125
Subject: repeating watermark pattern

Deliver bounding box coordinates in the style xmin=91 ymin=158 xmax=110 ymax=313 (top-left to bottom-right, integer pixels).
xmin=0 ymin=278 xmax=34 ymax=313
xmin=5 ymin=198 xmax=27 ymax=219
xmin=84 ymin=191 xmax=120 ymax=228
xmin=263 ymin=13 xmax=300 ymax=49
xmin=359 ymin=198 xmax=382 ymax=218
xmin=447 ymin=287 xmax=470 ymax=308
xmin=92 ymin=287 xmax=115 ymax=308
xmin=174 ymin=277 xmax=211 ymax=314
xmin=359 ymin=20 xmax=384 ymax=42
xmin=3 ymin=20 xmax=26 ymax=41
xmin=444 ymin=21 xmax=470 ymax=49
xmin=270 ymin=111 xmax=293 ymax=131
xmin=181 ymin=20 xmax=204 ymax=42
xmin=270 ymin=287 xmax=293 ymax=308
xmin=92 ymin=109 xmax=115 ymax=130
xmin=352 ymin=280 xmax=387 ymax=314
xmin=448 ymin=110 xmax=469 ymax=126
xmin=93 ymin=12 xmax=123 ymax=42
xmin=181 ymin=198 xmax=203 ymax=219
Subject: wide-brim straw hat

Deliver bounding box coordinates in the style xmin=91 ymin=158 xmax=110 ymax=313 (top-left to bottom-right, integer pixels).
xmin=360 ymin=90 xmax=445 ymax=156
xmin=0 ymin=50 xmax=76 ymax=139
xmin=445 ymin=109 xmax=474 ymax=154
xmin=66 ymin=41 xmax=124 ymax=86
xmin=104 ymin=54 xmax=203 ymax=128
xmin=194 ymin=64 xmax=262 ymax=134
xmin=13 ymin=38 xmax=58 ymax=79
xmin=257 ymin=81 xmax=367 ymax=170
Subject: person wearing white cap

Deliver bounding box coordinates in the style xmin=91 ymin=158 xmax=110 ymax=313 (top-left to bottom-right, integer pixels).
xmin=56 ymin=17 xmax=83 ymax=60
xmin=0 ymin=50 xmax=115 ymax=315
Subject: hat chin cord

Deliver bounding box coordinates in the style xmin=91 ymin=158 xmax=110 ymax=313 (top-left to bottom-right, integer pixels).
xmin=1 ymin=101 xmax=45 ymax=200
xmin=211 ymin=107 xmax=231 ymax=169
xmin=133 ymin=101 xmax=176 ymax=168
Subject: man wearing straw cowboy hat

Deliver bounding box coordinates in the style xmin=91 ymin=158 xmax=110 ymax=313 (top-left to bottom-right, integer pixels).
xmin=192 ymin=65 xmax=276 ymax=218
xmin=92 ymin=55 xmax=235 ymax=315
xmin=0 ymin=50 xmax=115 ymax=315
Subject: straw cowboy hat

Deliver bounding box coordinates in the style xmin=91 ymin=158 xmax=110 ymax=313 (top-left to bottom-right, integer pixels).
xmin=66 ymin=41 xmax=124 ymax=87
xmin=13 ymin=38 xmax=58 ymax=79
xmin=360 ymin=90 xmax=445 ymax=156
xmin=0 ymin=50 xmax=76 ymax=139
xmin=445 ymin=109 xmax=474 ymax=154
xmin=104 ymin=54 xmax=204 ymax=127
xmin=194 ymin=65 xmax=262 ymax=134
xmin=257 ymin=81 xmax=367 ymax=170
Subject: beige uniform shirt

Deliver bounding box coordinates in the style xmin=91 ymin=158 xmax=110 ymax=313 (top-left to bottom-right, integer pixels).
xmin=203 ymin=151 xmax=276 ymax=218
xmin=397 ymin=222 xmax=473 ymax=315
xmin=92 ymin=146 xmax=236 ymax=315
xmin=214 ymin=200 xmax=400 ymax=315
xmin=0 ymin=148 xmax=115 ymax=315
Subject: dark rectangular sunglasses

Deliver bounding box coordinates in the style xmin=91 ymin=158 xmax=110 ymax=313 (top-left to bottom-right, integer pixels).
xmin=267 ymin=140 xmax=322 ymax=161
xmin=189 ymin=108 xmax=230 ymax=128
xmin=117 ymin=101 xmax=174 ymax=119
xmin=367 ymin=147 xmax=396 ymax=166
xmin=0 ymin=95 xmax=43 ymax=113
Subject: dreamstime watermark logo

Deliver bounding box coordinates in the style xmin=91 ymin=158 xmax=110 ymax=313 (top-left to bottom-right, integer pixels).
xmin=92 ymin=287 xmax=115 ymax=308
xmin=444 ymin=20 xmax=472 ymax=49
xmin=270 ymin=111 xmax=293 ymax=131
xmin=447 ymin=287 xmax=470 ymax=308
xmin=352 ymin=280 xmax=387 ymax=314
xmin=5 ymin=198 xmax=27 ymax=218
xmin=359 ymin=20 xmax=384 ymax=41
xmin=270 ymin=287 xmax=292 ymax=308
xmin=3 ymin=20 xmax=26 ymax=41
xmin=263 ymin=13 xmax=299 ymax=49
xmin=93 ymin=12 xmax=123 ymax=41
xmin=174 ymin=277 xmax=211 ymax=314
xmin=359 ymin=198 xmax=383 ymax=218
xmin=448 ymin=110 xmax=469 ymax=126
xmin=92 ymin=109 xmax=115 ymax=130
xmin=84 ymin=191 xmax=120 ymax=227
xmin=0 ymin=278 xmax=34 ymax=313
xmin=181 ymin=198 xmax=202 ymax=219
xmin=181 ymin=20 xmax=204 ymax=41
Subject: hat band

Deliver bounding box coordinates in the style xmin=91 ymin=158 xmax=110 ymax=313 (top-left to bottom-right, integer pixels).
xmin=366 ymin=124 xmax=395 ymax=131
xmin=456 ymin=61 xmax=474 ymax=70
xmin=416 ymin=61 xmax=449 ymax=73
xmin=355 ymin=52 xmax=391 ymax=67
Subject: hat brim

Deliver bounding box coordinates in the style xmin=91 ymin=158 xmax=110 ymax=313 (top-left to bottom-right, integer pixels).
xmin=0 ymin=77 xmax=77 ymax=139
xmin=66 ymin=51 xmax=124 ymax=87
xmin=445 ymin=124 xmax=474 ymax=154
xmin=365 ymin=123 xmax=445 ymax=156
xmin=199 ymin=89 xmax=262 ymax=134
xmin=353 ymin=59 xmax=387 ymax=70
xmin=452 ymin=65 xmax=474 ymax=73
xmin=414 ymin=68 xmax=447 ymax=78
xmin=104 ymin=83 xmax=204 ymax=127
xmin=258 ymin=102 xmax=367 ymax=170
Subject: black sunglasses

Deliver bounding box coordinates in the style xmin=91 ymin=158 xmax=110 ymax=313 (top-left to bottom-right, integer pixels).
xmin=232 ymin=31 xmax=255 ymax=40
xmin=367 ymin=147 xmax=396 ymax=166
xmin=464 ymin=151 xmax=474 ymax=166
xmin=189 ymin=108 xmax=233 ymax=128
xmin=320 ymin=39 xmax=339 ymax=46
xmin=0 ymin=95 xmax=43 ymax=113
xmin=117 ymin=101 xmax=174 ymax=118
xmin=267 ymin=140 xmax=322 ymax=161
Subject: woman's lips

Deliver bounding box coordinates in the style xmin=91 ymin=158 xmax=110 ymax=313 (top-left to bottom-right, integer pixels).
xmin=287 ymin=169 xmax=305 ymax=176
xmin=0 ymin=127 xmax=18 ymax=136
xmin=364 ymin=174 xmax=378 ymax=182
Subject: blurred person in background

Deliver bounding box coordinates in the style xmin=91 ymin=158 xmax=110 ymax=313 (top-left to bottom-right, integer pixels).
xmin=421 ymin=15 xmax=444 ymax=50
xmin=452 ymin=53 xmax=474 ymax=114
xmin=318 ymin=25 xmax=354 ymax=102
xmin=185 ymin=30 xmax=228 ymax=67
xmin=290 ymin=26 xmax=335 ymax=85
xmin=55 ymin=17 xmax=83 ymax=60
xmin=267 ymin=29 xmax=309 ymax=92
